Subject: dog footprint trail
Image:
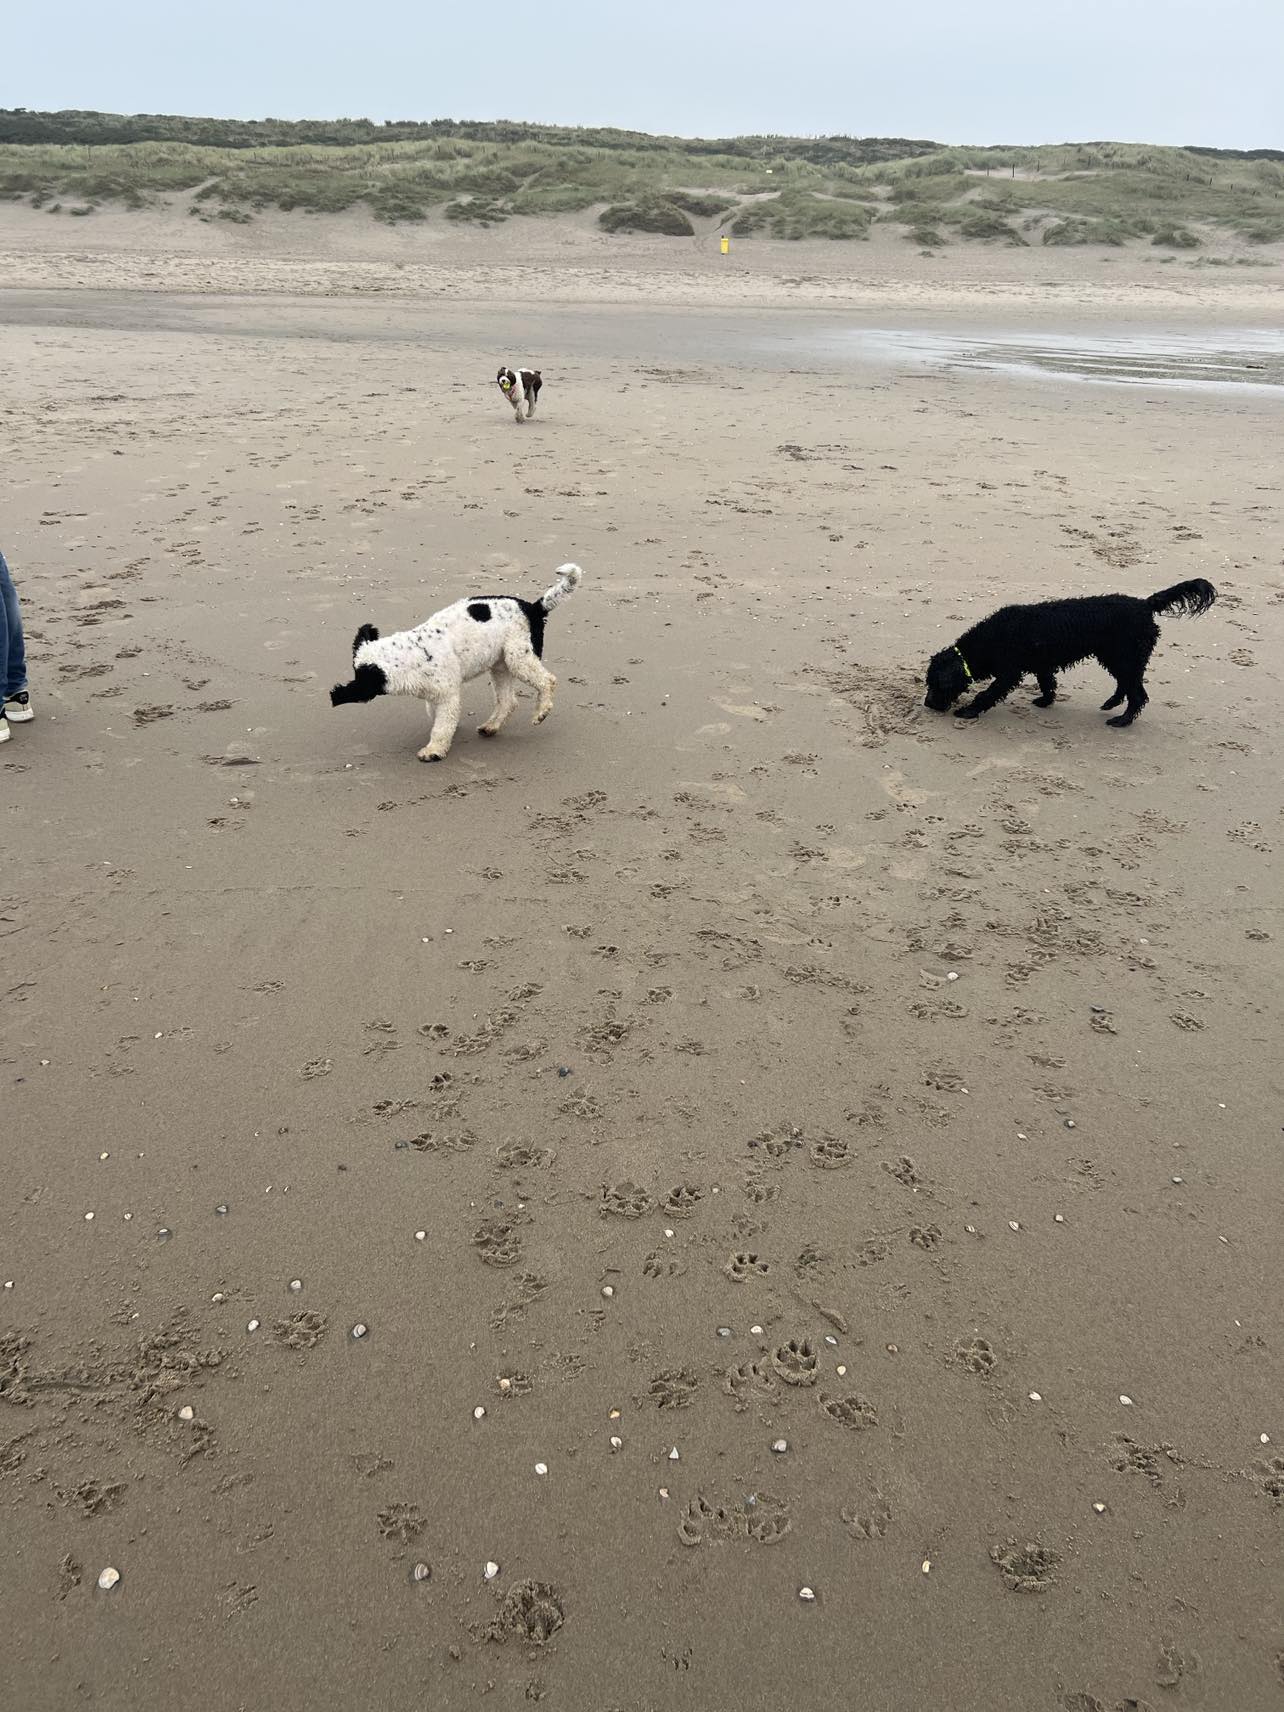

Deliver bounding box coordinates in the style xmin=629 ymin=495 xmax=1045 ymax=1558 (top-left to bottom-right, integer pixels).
xmin=489 ymin=1272 xmax=549 ymax=1330
xmin=741 ymin=1119 xmax=804 ymax=1204
xmin=883 ymin=1154 xmax=929 ymax=1192
xmin=841 ymin=1455 xmax=899 ymax=1535
xmin=487 ymin=1579 xmax=566 ymax=1647
xmin=1155 ymin=1639 xmax=1205 ymax=1703
xmin=677 ymin=1491 xmax=793 ymax=1548
xmin=723 ymin=1358 xmax=780 ymax=1414
xmin=642 ymin=1248 xmax=686 ymax=1280
xmin=771 ymin=1337 xmax=820 ymax=1388
xmin=495 ymin=1141 xmax=555 ymax=1172
xmin=661 ymin=1182 xmax=705 ymax=1219
xmin=273 ymin=1312 xmax=328 ymax=1350
xmin=724 ymin=1250 xmax=770 ymax=1284
xmin=819 ymin=1391 xmax=879 ymax=1431
xmin=1249 ymin=1453 xmax=1284 ymax=1503
xmin=376 ymin=1502 xmax=426 ymax=1545
xmin=955 ymin=1336 xmax=997 ymax=1378
xmin=648 ymin=1368 xmax=699 ymax=1411
xmin=808 ymin=1136 xmax=854 ymax=1171
xmin=990 ymin=1538 xmax=1061 ymax=1593
xmin=857 ymin=1235 xmax=893 ymax=1269
xmin=0 ymin=1311 xmax=231 ymax=1527
xmin=472 ymin=1213 xmax=527 ymax=1268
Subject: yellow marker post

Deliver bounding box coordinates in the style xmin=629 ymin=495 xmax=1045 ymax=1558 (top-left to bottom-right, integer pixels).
xmin=720 ymin=235 xmax=730 ymax=255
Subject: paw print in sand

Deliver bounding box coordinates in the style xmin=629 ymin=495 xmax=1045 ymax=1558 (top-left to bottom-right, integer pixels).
xmin=489 ymin=1579 xmax=565 ymax=1646
xmin=955 ymin=1336 xmax=996 ymax=1377
xmin=842 ymin=1489 xmax=892 ymax=1539
xmin=723 ymin=1250 xmax=770 ymax=1283
xmin=820 ymin=1392 xmax=878 ymax=1431
xmin=649 ymin=1368 xmax=698 ymax=1410
xmin=723 ymin=1360 xmax=779 ymax=1411
xmin=809 ymin=1136 xmax=853 ymax=1170
xmin=377 ymin=1503 xmax=426 ymax=1544
xmin=273 ymin=1312 xmax=327 ymax=1350
xmin=990 ymin=1538 xmax=1059 ymax=1593
xmin=749 ymin=1123 xmax=804 ymax=1160
xmin=472 ymin=1216 xmax=524 ymax=1267
xmin=600 ymin=1181 xmax=654 ymax=1219
xmin=662 ymin=1182 xmax=705 ymax=1218
xmin=771 ymin=1338 xmax=818 ymax=1387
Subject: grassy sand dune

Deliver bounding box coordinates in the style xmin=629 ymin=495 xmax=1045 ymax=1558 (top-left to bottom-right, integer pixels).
xmin=3 ymin=110 xmax=1283 ymax=251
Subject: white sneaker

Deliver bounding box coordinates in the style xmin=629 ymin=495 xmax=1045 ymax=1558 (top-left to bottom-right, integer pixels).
xmin=3 ymin=691 xmax=33 ymax=723
xmin=0 ymin=716 xmax=9 ymax=743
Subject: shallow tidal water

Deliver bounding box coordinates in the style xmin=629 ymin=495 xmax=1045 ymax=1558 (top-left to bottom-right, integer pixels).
xmin=835 ymin=325 xmax=1284 ymax=393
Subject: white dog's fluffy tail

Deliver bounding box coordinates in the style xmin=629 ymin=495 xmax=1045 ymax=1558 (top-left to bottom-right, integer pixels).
xmin=539 ymin=563 xmax=583 ymax=612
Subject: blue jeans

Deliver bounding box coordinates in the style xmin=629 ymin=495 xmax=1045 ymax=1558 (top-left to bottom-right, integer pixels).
xmin=1 ymin=550 xmax=27 ymax=699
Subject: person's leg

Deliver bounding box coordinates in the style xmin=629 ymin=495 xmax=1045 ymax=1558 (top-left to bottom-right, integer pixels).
xmin=1 ymin=551 xmax=29 ymax=702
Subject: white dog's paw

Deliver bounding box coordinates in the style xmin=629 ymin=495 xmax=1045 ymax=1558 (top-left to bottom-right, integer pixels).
xmin=417 ymin=746 xmax=445 ymax=763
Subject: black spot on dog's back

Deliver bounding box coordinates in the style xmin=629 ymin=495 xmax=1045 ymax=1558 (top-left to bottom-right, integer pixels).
xmin=469 ymin=594 xmax=548 ymax=656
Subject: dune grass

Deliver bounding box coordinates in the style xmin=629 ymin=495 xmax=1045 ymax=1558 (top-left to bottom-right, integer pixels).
xmin=1 ymin=114 xmax=1281 ymax=248
xmin=665 ymin=190 xmax=738 ymax=218
xmin=863 ymin=142 xmax=1284 ymax=245
xmin=599 ymin=200 xmax=695 ymax=236
xmin=731 ymin=190 xmax=872 ymax=240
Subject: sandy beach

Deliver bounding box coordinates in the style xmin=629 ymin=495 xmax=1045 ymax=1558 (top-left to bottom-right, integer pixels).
xmin=3 ymin=209 xmax=1283 ymax=1711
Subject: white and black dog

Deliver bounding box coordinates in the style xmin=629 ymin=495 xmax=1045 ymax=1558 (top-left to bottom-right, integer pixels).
xmin=330 ymin=563 xmax=582 ymax=762
xmin=497 ymin=365 xmax=541 ymax=423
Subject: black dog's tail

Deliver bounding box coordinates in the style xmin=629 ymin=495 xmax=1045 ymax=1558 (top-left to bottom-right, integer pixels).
xmin=1148 ymin=579 xmax=1217 ymax=617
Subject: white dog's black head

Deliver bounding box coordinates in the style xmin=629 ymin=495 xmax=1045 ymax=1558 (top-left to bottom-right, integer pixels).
xmin=497 ymin=367 xmax=516 ymax=394
xmin=330 ymin=624 xmax=387 ymax=707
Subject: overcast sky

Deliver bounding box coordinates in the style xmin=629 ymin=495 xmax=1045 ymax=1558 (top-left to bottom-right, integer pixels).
xmin=6 ymin=0 xmax=1280 ymax=149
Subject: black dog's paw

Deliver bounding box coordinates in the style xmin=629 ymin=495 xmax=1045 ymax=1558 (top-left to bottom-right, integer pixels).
xmin=1032 ymin=694 xmax=1055 ymax=708
xmin=954 ymin=705 xmax=982 ymax=720
xmin=1105 ymin=714 xmax=1135 ymax=729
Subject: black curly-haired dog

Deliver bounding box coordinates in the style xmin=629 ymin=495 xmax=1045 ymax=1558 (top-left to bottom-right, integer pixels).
xmin=924 ymin=578 xmax=1217 ymax=728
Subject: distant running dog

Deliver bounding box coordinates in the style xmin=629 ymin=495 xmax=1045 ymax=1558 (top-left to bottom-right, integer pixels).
xmin=924 ymin=579 xmax=1217 ymax=727
xmin=330 ymin=563 xmax=582 ymax=761
xmin=497 ymin=365 xmax=541 ymax=423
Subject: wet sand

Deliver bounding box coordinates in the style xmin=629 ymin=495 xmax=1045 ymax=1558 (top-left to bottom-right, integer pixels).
xmin=2 ymin=219 xmax=1283 ymax=1711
